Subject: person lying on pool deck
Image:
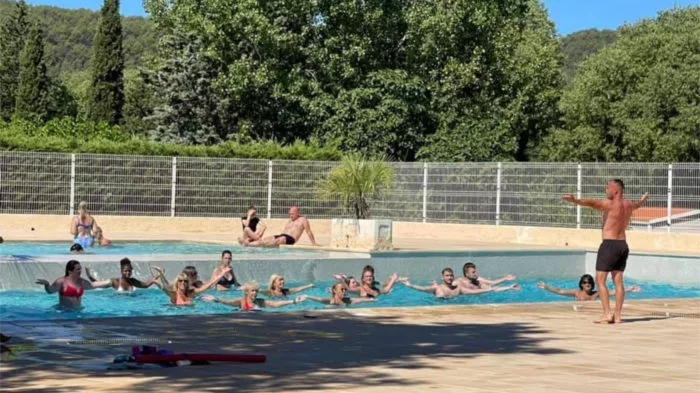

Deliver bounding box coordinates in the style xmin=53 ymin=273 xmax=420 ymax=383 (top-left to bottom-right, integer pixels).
xmin=35 ymin=260 xmax=109 ymax=309
xmin=152 ymin=266 xmax=230 ymax=306
xmin=454 ymin=262 xmax=517 ymax=290
xmin=259 ymin=274 xmax=314 ymax=297
xmin=306 ymin=281 xmax=377 ymax=306
xmin=85 ymin=258 xmax=159 ymax=292
xmin=537 ymin=274 xmax=641 ymax=301
xmin=245 ymin=206 xmax=318 ymax=247
xmin=202 ymin=281 xmax=308 ymax=311
xmin=400 ymin=268 xmax=519 ymax=299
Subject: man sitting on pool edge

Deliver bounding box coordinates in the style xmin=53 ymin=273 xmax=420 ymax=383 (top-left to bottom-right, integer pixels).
xmin=245 ymin=205 xmax=318 ymax=248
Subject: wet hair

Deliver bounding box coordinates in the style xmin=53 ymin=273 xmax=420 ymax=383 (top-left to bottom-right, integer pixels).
xmin=442 ymin=267 xmax=454 ymax=275
xmin=65 ymin=260 xmax=81 ymax=276
xmin=578 ymin=274 xmax=595 ymax=291
xmin=120 ymin=258 xmax=132 ymax=268
xmin=463 ymin=262 xmax=476 ymax=275
xmin=268 ymin=274 xmax=284 ymax=290
xmin=70 ymin=243 xmax=83 ymax=252
xmin=183 ymin=266 xmax=198 ymax=276
xmin=611 ymin=178 xmax=625 ymax=191
xmin=362 ymin=265 xmax=375 ymax=275
xmin=221 ymin=250 xmax=232 ymax=258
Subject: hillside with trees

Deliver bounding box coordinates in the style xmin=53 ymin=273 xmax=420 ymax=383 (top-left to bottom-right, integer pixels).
xmin=560 ymin=28 xmax=617 ymax=85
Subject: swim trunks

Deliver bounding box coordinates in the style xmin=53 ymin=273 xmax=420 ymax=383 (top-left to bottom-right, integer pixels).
xmin=274 ymin=234 xmax=296 ymax=245
xmin=595 ymin=239 xmax=629 ymax=272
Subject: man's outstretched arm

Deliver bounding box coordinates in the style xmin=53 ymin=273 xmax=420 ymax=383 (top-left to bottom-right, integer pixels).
xmin=561 ymin=194 xmax=609 ymax=212
xmin=629 ymin=193 xmax=649 ymax=210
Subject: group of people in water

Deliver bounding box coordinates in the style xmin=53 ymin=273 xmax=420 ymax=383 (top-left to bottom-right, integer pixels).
xmin=36 ymin=252 xmax=636 ymax=311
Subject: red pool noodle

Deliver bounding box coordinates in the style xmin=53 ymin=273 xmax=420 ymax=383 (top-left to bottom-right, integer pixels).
xmin=134 ymin=353 xmax=266 ymax=364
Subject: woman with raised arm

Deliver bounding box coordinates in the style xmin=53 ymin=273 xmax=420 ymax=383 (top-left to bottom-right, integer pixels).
xmin=260 ymin=274 xmax=314 ymax=297
xmin=537 ymin=274 xmax=641 ymax=301
xmin=211 ymin=250 xmax=241 ymax=291
xmin=85 ymin=258 xmax=159 ymax=293
xmin=35 ymin=260 xmax=110 ymax=309
xmin=202 ymin=281 xmax=307 ymax=311
xmin=306 ymin=281 xmax=377 ymax=306
xmin=332 ymin=274 xmax=361 ymax=294
xmin=359 ymin=265 xmax=399 ymax=298
xmin=152 ymin=265 xmax=231 ymax=306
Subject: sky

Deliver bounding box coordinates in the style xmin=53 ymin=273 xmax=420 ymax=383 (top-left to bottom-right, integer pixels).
xmin=23 ymin=0 xmax=700 ymax=36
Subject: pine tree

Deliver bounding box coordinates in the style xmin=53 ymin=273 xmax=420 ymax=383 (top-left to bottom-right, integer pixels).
xmin=15 ymin=22 xmax=49 ymax=121
xmin=86 ymin=0 xmax=124 ymax=124
xmin=0 ymin=0 xmax=30 ymax=121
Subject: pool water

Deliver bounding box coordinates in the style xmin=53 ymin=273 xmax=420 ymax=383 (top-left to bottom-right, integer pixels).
xmin=1 ymin=279 xmax=698 ymax=321
xmin=0 ymin=242 xmax=304 ymax=256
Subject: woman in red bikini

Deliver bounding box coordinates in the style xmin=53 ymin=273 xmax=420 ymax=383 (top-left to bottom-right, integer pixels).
xmin=35 ymin=260 xmax=108 ymax=309
xmin=202 ymin=281 xmax=307 ymax=311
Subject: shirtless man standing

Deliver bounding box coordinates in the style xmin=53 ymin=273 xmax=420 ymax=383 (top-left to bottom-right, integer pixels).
xmin=562 ymin=179 xmax=648 ymax=324
xmin=247 ymin=206 xmax=318 ymax=247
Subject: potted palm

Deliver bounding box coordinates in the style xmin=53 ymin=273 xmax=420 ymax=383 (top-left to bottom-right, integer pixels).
xmin=318 ymin=153 xmax=394 ymax=251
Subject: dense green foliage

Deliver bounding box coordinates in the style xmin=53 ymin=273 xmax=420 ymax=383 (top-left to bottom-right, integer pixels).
xmin=14 ymin=23 xmax=49 ymax=121
xmin=540 ymin=8 xmax=700 ymax=162
xmin=0 ymin=0 xmax=155 ymax=76
xmin=86 ymin=0 xmax=124 ymax=124
xmin=0 ymin=0 xmax=29 ymax=120
xmin=560 ymin=29 xmax=617 ymax=86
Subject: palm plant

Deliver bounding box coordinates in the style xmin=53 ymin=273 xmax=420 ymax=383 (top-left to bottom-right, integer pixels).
xmin=318 ymin=153 xmax=393 ymax=219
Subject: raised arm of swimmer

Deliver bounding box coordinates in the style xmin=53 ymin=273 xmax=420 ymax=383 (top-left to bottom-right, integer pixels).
xmin=84 ymin=267 xmax=114 ymax=288
xmin=400 ymin=279 xmax=436 ymax=294
xmin=35 ymin=278 xmax=63 ymax=294
xmin=193 ymin=267 xmax=232 ymax=295
xmin=381 ymin=273 xmax=399 ymax=294
xmin=537 ymin=282 xmax=577 ymax=297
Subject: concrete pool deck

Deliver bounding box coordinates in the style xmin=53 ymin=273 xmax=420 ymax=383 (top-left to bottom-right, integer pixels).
xmin=1 ymin=299 xmax=698 ymax=393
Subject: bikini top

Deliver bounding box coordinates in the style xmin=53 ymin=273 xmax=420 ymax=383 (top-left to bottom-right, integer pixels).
xmin=175 ymin=290 xmax=191 ymax=305
xmin=59 ymin=283 xmax=84 ymax=298
xmin=77 ymin=216 xmax=94 ymax=232
xmin=241 ymin=298 xmax=260 ymax=311
xmin=217 ymin=272 xmax=237 ymax=288
xmin=116 ymin=278 xmax=136 ymax=293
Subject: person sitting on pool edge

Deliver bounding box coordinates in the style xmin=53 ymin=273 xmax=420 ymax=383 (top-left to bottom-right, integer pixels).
xmin=245 ymin=206 xmax=318 ymax=248
xmin=35 ymin=260 xmax=110 ymax=309
xmin=85 ymin=258 xmax=160 ymax=292
xmin=401 ymin=268 xmax=518 ymax=299
xmin=306 ymin=281 xmax=377 ymax=306
xmin=238 ymin=206 xmax=267 ymax=245
xmin=537 ymin=274 xmax=641 ymax=301
xmin=70 ymin=201 xmax=97 ymax=249
xmin=202 ymin=281 xmax=308 ymax=311
xmin=260 ymin=274 xmax=314 ymax=297
xmin=455 ymin=262 xmax=517 ymax=290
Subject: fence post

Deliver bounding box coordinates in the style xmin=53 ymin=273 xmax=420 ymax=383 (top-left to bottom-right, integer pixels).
xmin=422 ymin=162 xmax=428 ymax=223
xmin=495 ymin=162 xmax=502 ymax=226
xmin=267 ymin=160 xmax=273 ymax=219
xmin=69 ymin=154 xmax=76 ymax=215
xmin=576 ymin=164 xmax=582 ymax=229
xmin=170 ymin=157 xmax=177 ymax=218
xmin=667 ymin=164 xmax=673 ymax=233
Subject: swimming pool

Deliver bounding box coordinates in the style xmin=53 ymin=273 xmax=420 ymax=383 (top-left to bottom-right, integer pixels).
xmin=1 ymin=278 xmax=698 ymax=321
xmin=0 ymin=241 xmax=308 ymax=256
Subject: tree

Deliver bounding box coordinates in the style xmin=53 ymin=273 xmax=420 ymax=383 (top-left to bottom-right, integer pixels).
xmin=540 ymin=7 xmax=700 ymax=162
xmin=0 ymin=0 xmax=30 ymax=121
xmin=317 ymin=153 xmax=393 ymax=219
xmin=121 ymin=68 xmax=155 ymax=135
xmin=86 ymin=0 xmax=124 ymax=125
xmin=560 ymin=29 xmax=617 ymax=86
xmin=15 ymin=23 xmax=49 ymax=121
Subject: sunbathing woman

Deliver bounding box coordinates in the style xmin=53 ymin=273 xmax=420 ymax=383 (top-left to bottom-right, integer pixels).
xmin=153 ymin=266 xmax=230 ymax=306
xmin=306 ymin=281 xmax=377 ymax=306
xmin=85 ymin=258 xmax=159 ymax=293
xmin=537 ymin=274 xmax=641 ymax=301
xmin=36 ymin=260 xmax=108 ymax=309
xmin=202 ymin=281 xmax=307 ymax=311
xmin=260 ymin=274 xmax=314 ymax=297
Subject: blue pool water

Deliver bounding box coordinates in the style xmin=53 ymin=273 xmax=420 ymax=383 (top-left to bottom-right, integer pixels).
xmin=1 ymin=279 xmax=698 ymax=321
xmin=0 ymin=241 xmax=306 ymax=256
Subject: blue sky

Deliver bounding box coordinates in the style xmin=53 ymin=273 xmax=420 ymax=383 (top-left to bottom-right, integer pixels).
xmin=24 ymin=0 xmax=700 ymax=36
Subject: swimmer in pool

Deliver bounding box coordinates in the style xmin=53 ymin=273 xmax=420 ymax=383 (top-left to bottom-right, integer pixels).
xmin=401 ymin=268 xmax=518 ymax=299
xmin=152 ymin=265 xmax=230 ymax=306
xmin=238 ymin=206 xmax=267 ymax=245
xmin=332 ymin=274 xmax=361 ymax=294
xmin=454 ymin=262 xmax=518 ymax=290
xmin=35 ymin=260 xmax=107 ymax=309
xmin=85 ymin=258 xmax=159 ymax=292
xmin=70 ymin=201 xmax=96 ymax=248
xmin=202 ymin=281 xmax=308 ymax=311
xmin=306 ymin=281 xmax=377 ymax=306
xmin=212 ymin=250 xmax=241 ymax=291
xmin=260 ymin=274 xmax=314 ymax=297
xmin=537 ymin=274 xmax=641 ymax=301
xmin=359 ymin=265 xmax=399 ymax=297
xmin=93 ymin=226 xmax=111 ymax=247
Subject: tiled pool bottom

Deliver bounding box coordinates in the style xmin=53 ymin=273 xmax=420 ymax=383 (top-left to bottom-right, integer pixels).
xmin=1 ymin=278 xmax=698 ymax=321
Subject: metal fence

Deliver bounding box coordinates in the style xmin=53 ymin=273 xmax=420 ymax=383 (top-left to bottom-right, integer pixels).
xmin=1 ymin=152 xmax=698 ymax=233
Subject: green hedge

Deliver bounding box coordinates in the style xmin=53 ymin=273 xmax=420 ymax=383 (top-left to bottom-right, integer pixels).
xmin=0 ymin=118 xmax=343 ymax=161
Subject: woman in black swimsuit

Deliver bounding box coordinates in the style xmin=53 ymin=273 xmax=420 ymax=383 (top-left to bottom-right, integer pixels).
xmin=212 ymin=250 xmax=240 ymax=291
